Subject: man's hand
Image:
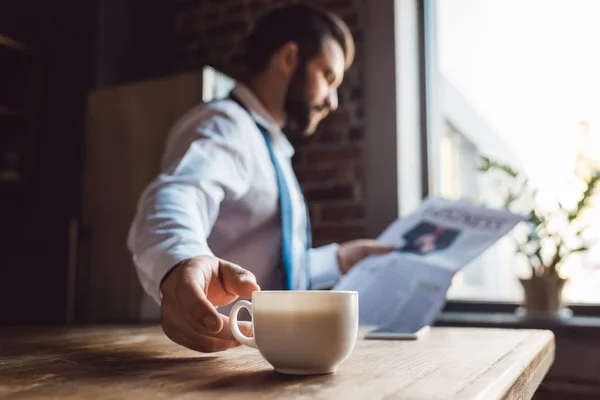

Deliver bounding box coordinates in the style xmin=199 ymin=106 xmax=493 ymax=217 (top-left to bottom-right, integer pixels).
xmin=160 ymin=255 xmax=260 ymax=353
xmin=337 ymin=239 xmax=396 ymax=274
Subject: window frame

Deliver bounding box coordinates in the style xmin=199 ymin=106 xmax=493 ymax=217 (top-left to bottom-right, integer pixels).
xmin=443 ymin=300 xmax=600 ymax=318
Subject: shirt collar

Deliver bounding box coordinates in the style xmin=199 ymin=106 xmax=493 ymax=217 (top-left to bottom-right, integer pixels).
xmin=230 ymin=83 xmax=295 ymax=158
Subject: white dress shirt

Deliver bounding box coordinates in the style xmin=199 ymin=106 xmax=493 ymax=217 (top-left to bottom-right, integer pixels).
xmin=127 ymin=83 xmax=342 ymax=306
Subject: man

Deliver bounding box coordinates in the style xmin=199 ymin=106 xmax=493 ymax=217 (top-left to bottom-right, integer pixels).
xmin=127 ymin=4 xmax=394 ymax=353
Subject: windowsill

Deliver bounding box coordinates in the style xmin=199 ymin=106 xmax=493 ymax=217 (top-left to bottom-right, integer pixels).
xmin=436 ymin=301 xmax=600 ymax=337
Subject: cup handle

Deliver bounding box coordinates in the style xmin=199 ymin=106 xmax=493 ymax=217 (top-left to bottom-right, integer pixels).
xmin=229 ymin=300 xmax=257 ymax=349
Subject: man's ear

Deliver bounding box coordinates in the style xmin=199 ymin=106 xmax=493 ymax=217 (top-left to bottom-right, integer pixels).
xmin=276 ymin=41 xmax=299 ymax=78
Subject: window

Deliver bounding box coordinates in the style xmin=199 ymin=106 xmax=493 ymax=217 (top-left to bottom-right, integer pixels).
xmin=426 ymin=0 xmax=600 ymax=303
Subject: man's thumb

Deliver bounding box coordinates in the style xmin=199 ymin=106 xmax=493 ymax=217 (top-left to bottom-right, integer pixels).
xmin=219 ymin=261 xmax=261 ymax=298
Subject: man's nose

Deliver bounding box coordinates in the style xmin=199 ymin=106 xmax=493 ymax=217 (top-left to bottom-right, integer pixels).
xmin=325 ymin=88 xmax=338 ymax=112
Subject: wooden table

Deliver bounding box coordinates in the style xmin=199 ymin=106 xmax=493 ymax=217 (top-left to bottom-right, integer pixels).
xmin=0 ymin=325 xmax=554 ymax=399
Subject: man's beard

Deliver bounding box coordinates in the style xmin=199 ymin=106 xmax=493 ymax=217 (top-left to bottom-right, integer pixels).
xmin=283 ymin=66 xmax=320 ymax=145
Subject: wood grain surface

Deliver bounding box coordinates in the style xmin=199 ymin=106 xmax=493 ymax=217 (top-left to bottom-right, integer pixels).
xmin=0 ymin=325 xmax=554 ymax=399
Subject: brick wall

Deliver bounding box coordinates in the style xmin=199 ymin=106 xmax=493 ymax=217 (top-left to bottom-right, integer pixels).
xmin=173 ymin=0 xmax=366 ymax=246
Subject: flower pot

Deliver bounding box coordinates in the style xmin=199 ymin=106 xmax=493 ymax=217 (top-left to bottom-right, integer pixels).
xmin=519 ymin=273 xmax=567 ymax=317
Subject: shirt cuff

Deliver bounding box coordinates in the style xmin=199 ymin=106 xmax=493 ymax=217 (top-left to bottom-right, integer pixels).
xmin=308 ymin=243 xmax=343 ymax=289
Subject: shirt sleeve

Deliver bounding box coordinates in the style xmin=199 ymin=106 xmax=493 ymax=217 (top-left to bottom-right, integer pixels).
xmin=307 ymin=243 xmax=343 ymax=289
xmin=127 ymin=109 xmax=252 ymax=305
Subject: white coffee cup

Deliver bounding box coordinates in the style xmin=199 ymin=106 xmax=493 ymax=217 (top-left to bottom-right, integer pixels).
xmin=229 ymin=290 xmax=359 ymax=375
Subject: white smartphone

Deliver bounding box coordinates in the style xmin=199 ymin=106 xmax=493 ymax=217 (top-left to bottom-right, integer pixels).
xmin=364 ymin=325 xmax=431 ymax=340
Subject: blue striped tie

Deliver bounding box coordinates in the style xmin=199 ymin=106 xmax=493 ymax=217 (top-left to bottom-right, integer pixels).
xmin=258 ymin=125 xmax=311 ymax=290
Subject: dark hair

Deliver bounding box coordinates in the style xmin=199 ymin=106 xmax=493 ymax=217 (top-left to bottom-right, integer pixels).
xmin=244 ymin=4 xmax=355 ymax=75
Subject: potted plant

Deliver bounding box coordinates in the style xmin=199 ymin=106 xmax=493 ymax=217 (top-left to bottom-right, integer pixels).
xmin=477 ymin=153 xmax=600 ymax=317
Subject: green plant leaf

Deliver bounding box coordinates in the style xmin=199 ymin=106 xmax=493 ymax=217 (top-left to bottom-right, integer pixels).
xmin=529 ymin=211 xmax=543 ymax=227
xmin=570 ymin=246 xmax=589 ymax=254
xmin=576 ymin=225 xmax=590 ymax=236
xmin=477 ymin=156 xmax=491 ymax=172
xmin=503 ymin=192 xmax=518 ymax=208
xmin=499 ymin=164 xmax=518 ymax=178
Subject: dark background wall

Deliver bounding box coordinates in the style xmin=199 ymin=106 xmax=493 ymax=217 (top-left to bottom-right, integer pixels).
xmin=95 ymin=0 xmax=174 ymax=88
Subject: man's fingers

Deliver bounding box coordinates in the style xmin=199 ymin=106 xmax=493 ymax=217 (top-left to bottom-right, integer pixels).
xmin=180 ymin=325 xmax=241 ymax=353
xmin=237 ymin=320 xmax=254 ymax=337
xmin=160 ymin=256 xmax=257 ymax=353
xmin=176 ymin=314 xmax=252 ymax=352
xmin=179 ymin=308 xmax=252 ymax=342
xmin=162 ymin=307 xmax=242 ymax=353
xmin=219 ymin=260 xmax=261 ymax=299
xmin=168 ymin=324 xmax=240 ymax=353
xmin=184 ymin=314 xmax=253 ymax=342
xmin=176 ymin=273 xmax=223 ymax=334
xmin=215 ymin=316 xmax=253 ymax=341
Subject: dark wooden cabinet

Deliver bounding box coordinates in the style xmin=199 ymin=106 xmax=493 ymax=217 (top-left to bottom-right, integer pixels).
xmin=0 ymin=0 xmax=172 ymax=325
xmin=0 ymin=2 xmax=95 ymax=325
xmin=0 ymin=34 xmax=40 ymax=187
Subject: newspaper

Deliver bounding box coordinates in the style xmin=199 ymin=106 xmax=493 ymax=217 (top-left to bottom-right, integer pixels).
xmin=333 ymin=197 xmax=528 ymax=332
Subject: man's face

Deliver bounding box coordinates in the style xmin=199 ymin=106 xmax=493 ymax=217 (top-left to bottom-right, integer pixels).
xmin=284 ymin=35 xmax=345 ymax=137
